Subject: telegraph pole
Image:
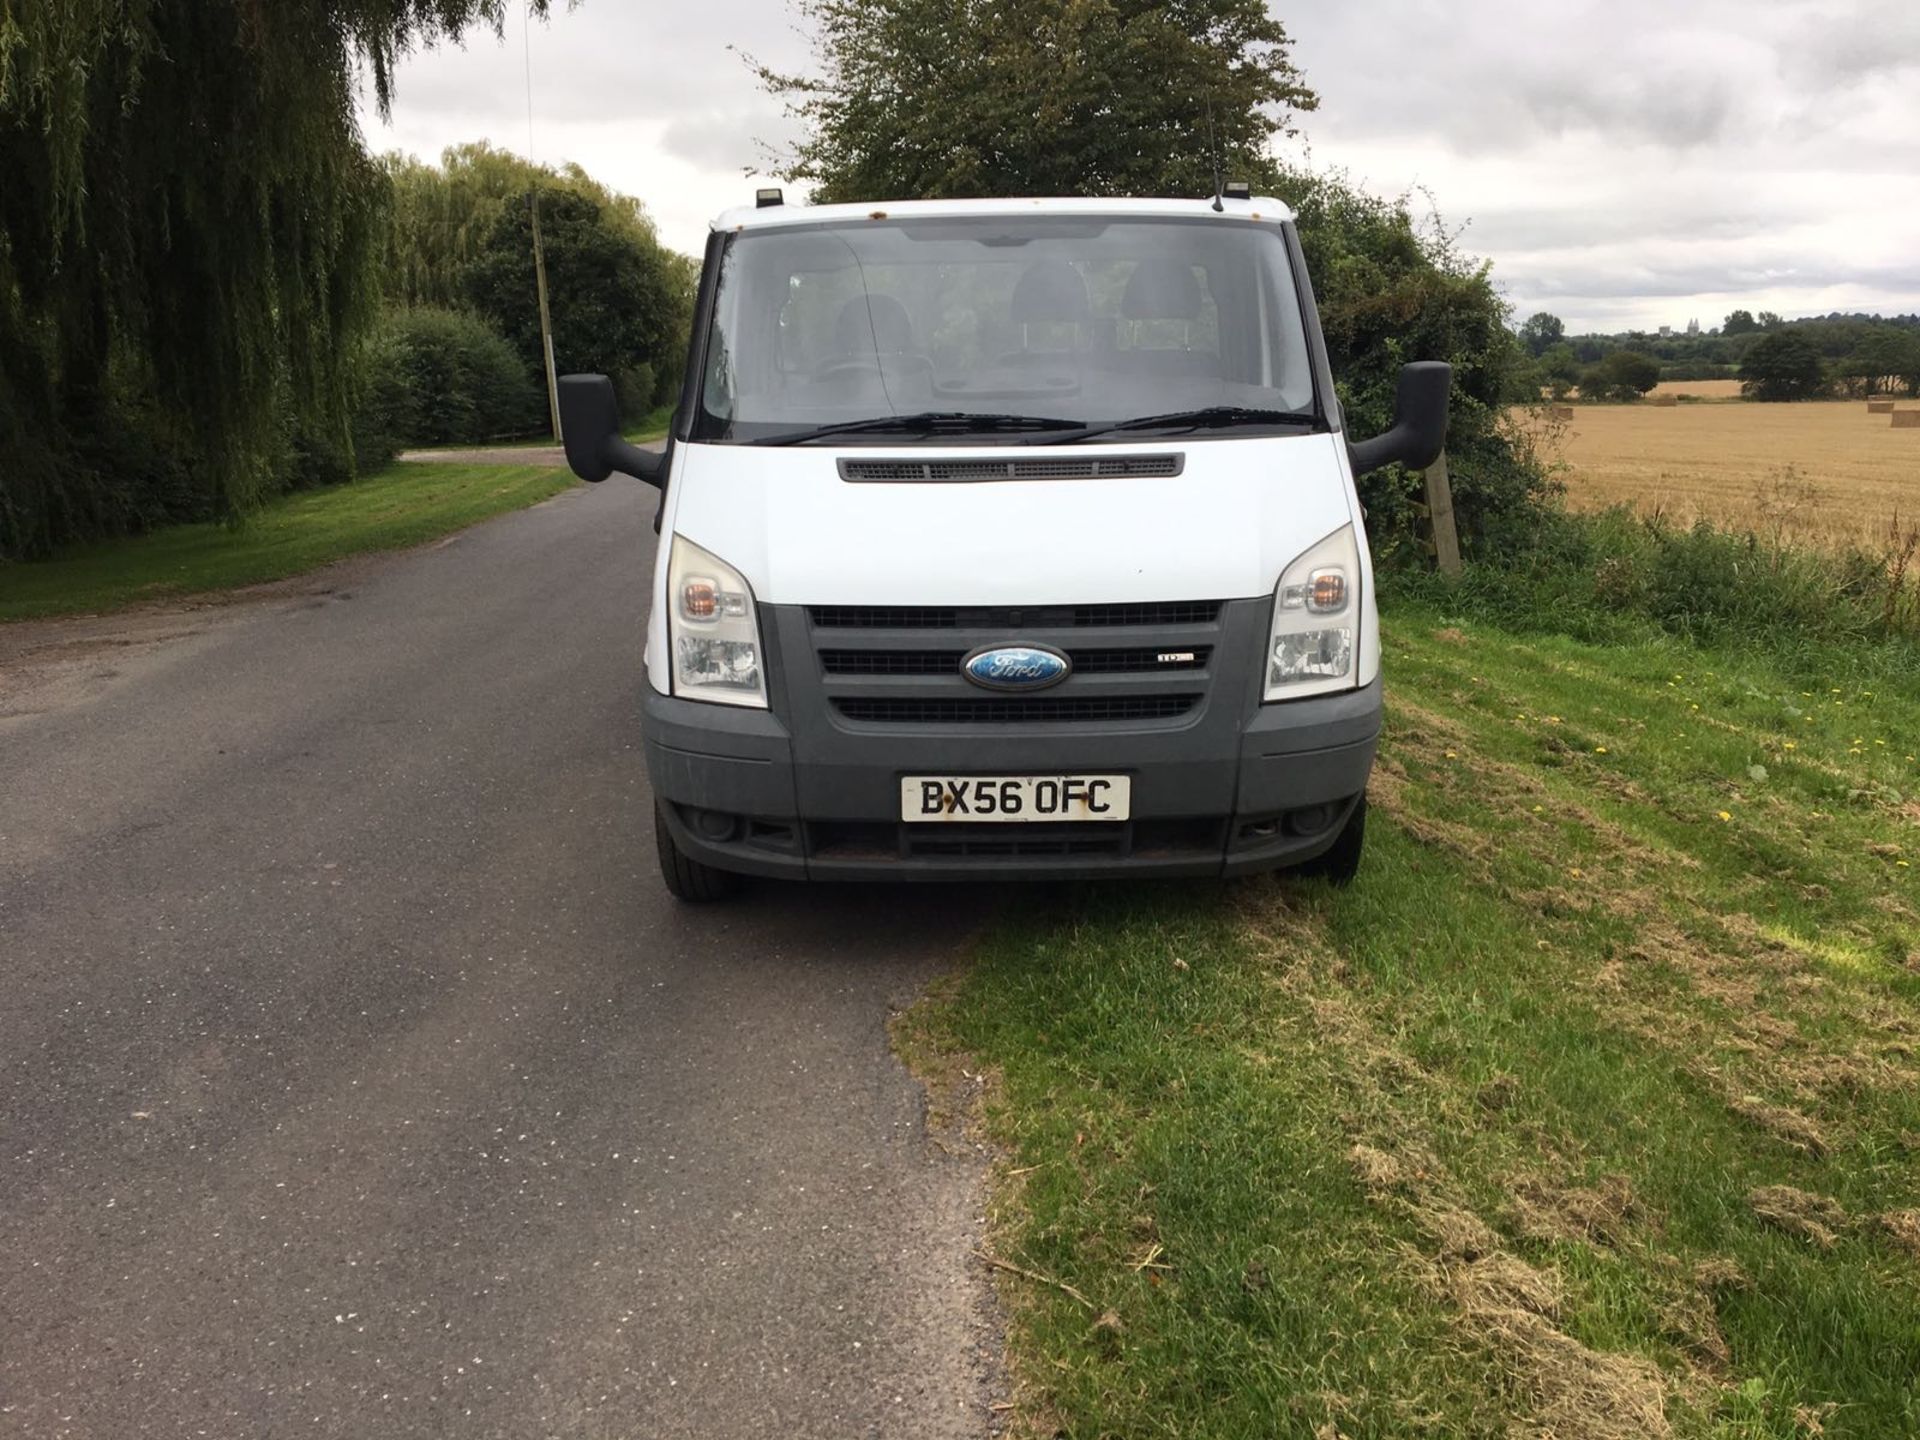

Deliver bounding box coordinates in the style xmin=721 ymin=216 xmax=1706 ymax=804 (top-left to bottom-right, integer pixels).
xmin=530 ymin=188 xmax=561 ymax=441
xmin=522 ymin=1 xmax=560 ymax=442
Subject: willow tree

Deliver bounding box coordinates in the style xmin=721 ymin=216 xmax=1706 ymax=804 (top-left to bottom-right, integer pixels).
xmin=752 ymin=0 xmax=1317 ymax=203
xmin=380 ymin=142 xmax=682 ymax=313
xmin=0 ymin=0 xmax=548 ymax=559
xmin=381 ymin=144 xmax=561 ymax=311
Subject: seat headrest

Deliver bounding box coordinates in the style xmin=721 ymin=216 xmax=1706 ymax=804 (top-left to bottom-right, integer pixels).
xmin=1121 ymin=260 xmax=1202 ymax=321
xmin=834 ymin=294 xmax=916 ymax=353
xmin=1010 ymin=261 xmax=1089 ymax=324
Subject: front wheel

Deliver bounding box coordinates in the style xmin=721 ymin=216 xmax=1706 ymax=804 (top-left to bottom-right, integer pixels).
xmin=1295 ymin=793 xmax=1366 ymax=887
xmin=654 ymin=803 xmax=742 ymax=903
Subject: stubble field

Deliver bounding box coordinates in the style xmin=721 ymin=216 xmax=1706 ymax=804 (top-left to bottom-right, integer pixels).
xmin=1529 ymin=400 xmax=1919 ymax=553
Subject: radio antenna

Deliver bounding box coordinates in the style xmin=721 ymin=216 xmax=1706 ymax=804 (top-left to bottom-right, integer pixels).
xmin=1206 ymin=94 xmax=1224 ymax=212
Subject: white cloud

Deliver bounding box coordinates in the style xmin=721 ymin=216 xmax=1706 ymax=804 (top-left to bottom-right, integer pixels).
xmin=358 ymin=0 xmax=1920 ymax=331
xmin=356 ymin=2 xmax=811 ymax=259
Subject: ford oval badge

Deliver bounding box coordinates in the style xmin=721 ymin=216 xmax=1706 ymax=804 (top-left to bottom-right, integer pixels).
xmin=962 ymin=644 xmax=1071 ymax=691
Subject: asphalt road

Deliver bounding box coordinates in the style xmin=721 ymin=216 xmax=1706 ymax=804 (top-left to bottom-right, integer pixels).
xmin=0 ymin=479 xmax=1002 ymax=1438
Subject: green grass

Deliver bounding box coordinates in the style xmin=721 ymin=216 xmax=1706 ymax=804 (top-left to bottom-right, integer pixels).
xmin=398 ymin=405 xmax=673 ymax=452
xmin=0 ymin=462 xmax=574 ymax=621
xmin=624 ymin=404 xmax=673 ymax=442
xmin=402 ymin=434 xmax=559 ymax=452
xmin=909 ymin=603 xmax=1920 ymax=1438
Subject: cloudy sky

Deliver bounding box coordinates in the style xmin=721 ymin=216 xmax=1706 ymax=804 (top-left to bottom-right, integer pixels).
xmin=357 ymin=0 xmax=1920 ymax=333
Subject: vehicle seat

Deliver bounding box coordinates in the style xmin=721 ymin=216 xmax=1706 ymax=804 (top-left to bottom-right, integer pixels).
xmin=824 ymin=294 xmax=931 ymax=376
xmin=1000 ymin=260 xmax=1090 ymax=367
xmin=1111 ymin=259 xmax=1220 ymax=378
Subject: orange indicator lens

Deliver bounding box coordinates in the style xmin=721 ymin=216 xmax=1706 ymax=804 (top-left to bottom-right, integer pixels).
xmin=1310 ymin=570 xmax=1347 ymax=612
xmin=681 ymin=579 xmax=719 ymax=620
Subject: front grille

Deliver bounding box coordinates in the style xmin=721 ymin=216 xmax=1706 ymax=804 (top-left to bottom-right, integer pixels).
xmin=819 ymin=646 xmax=1210 ymax=677
xmin=1072 ymin=601 xmax=1223 ymax=627
xmin=808 ymin=601 xmax=1222 ymax=630
xmin=806 ymin=597 xmax=1230 ymax=730
xmin=834 ymin=694 xmax=1198 ymax=725
xmin=1073 ymin=646 xmax=1209 ymax=673
xmin=807 ymin=818 xmax=1226 ymax=863
xmin=820 ymin=649 xmax=961 ymax=676
xmin=809 ymin=605 xmax=962 ymax=629
xmin=908 ymin=829 xmax=1128 ymax=858
xmin=839 ymin=454 xmax=1182 ymax=483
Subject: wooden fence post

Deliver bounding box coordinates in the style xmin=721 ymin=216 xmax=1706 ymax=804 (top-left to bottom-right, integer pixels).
xmin=1424 ymin=452 xmax=1462 ymax=575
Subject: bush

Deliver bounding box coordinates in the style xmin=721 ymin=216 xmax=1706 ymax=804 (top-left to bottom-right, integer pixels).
xmin=355 ymin=306 xmax=544 ymax=452
xmin=1387 ymin=506 xmax=1920 ymax=684
xmin=1283 ymin=169 xmax=1560 ymax=564
xmin=614 ymin=363 xmax=656 ymax=422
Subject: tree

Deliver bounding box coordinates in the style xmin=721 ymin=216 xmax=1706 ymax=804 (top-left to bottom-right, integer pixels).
xmin=1757 ymin=310 xmax=1785 ymax=330
xmin=752 ymin=0 xmax=1317 ymax=202
xmin=1841 ymin=329 xmax=1917 ymax=397
xmin=1536 ymin=343 xmax=1582 ymax=399
xmin=464 ymin=187 xmax=693 ymax=412
xmin=1723 ymin=309 xmax=1759 ymax=336
xmin=1518 ymin=312 xmax=1566 ymax=357
xmin=381 ymin=143 xmax=697 ymax=413
xmin=1740 ymin=331 xmax=1826 ymax=401
xmin=1581 ymin=350 xmax=1661 ymax=401
xmin=1900 ymin=334 xmax=1920 ymax=398
xmin=0 ymin=1 xmax=546 ymax=560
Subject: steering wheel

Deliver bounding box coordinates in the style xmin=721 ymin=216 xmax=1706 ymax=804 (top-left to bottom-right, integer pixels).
xmin=817 ymin=353 xmax=934 ymax=384
xmin=816 ymin=355 xmax=886 ymax=384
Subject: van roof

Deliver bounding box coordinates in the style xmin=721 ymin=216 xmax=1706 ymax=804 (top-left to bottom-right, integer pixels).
xmin=710 ymin=194 xmax=1297 ymax=233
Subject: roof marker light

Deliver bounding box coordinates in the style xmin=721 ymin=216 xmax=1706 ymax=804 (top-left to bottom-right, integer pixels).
xmin=755 ymin=187 xmax=783 ymax=208
xmin=1223 ymin=181 xmax=1252 ymax=201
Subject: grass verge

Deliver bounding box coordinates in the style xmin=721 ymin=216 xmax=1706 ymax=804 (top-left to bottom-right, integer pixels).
xmin=906 ymin=603 xmax=1920 ymax=1438
xmin=0 ymin=462 xmax=573 ymax=622
xmin=624 ymin=404 xmax=674 ymax=442
xmin=399 ymin=406 xmax=672 ymax=452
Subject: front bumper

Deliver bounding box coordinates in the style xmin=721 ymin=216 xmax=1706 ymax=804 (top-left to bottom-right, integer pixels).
xmin=643 ymin=673 xmax=1381 ymax=883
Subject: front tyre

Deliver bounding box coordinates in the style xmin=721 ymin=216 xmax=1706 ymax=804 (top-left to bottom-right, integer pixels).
xmin=1295 ymin=793 xmax=1366 ymax=887
xmin=654 ymin=803 xmax=742 ymax=903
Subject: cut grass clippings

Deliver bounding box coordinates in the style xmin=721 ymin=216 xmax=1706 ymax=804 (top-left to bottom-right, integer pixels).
xmin=0 ymin=462 xmax=574 ymax=621
xmin=905 ymin=602 xmax=1920 ymax=1438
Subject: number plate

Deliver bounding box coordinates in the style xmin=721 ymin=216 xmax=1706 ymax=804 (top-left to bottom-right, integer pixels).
xmin=900 ymin=774 xmax=1131 ymax=823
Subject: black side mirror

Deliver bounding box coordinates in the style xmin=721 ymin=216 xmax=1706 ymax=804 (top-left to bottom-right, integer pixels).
xmin=559 ymin=373 xmax=664 ymax=486
xmin=1348 ymin=361 xmax=1452 ymax=477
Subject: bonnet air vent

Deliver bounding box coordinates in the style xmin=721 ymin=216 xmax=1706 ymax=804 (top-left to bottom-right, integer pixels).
xmin=833 ymin=694 xmax=1199 ymax=724
xmin=838 ymin=454 xmax=1183 ymax=482
xmin=807 ymin=600 xmax=1224 ymax=629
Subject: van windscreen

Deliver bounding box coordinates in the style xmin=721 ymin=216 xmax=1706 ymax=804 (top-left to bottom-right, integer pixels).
xmin=694 ymin=216 xmax=1317 ymax=443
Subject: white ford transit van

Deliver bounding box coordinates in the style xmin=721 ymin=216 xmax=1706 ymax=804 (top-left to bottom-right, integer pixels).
xmin=558 ymin=193 xmax=1450 ymax=900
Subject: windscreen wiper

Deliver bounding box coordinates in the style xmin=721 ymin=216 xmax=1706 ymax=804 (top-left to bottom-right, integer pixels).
xmin=1039 ymin=405 xmax=1319 ymax=444
xmin=744 ymin=411 xmax=1085 ymax=446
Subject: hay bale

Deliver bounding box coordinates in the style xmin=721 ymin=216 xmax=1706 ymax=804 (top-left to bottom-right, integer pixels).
xmin=1867 ymin=399 xmax=1894 ymax=413
xmin=1892 ymin=410 xmax=1920 ymax=428
xmin=1549 ymin=404 xmax=1575 ymax=420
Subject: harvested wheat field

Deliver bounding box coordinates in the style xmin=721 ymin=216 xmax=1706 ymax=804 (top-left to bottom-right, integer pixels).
xmin=1647 ymin=378 xmax=1745 ymax=401
xmin=1526 ymin=399 xmax=1920 ymax=551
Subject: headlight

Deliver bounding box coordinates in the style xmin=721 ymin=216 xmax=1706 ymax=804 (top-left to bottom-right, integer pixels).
xmin=1264 ymin=523 xmax=1360 ymax=701
xmin=667 ymin=535 xmax=767 ymax=707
